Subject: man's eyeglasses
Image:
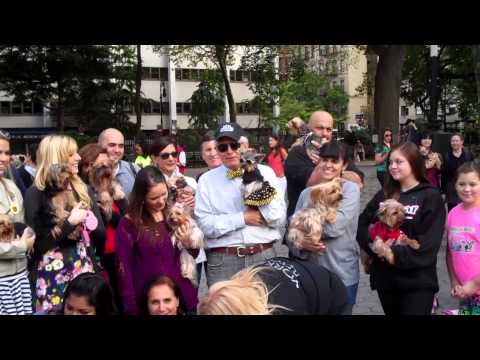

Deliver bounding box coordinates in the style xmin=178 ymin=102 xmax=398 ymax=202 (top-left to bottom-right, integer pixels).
xmin=159 ymin=151 xmax=178 ymax=160
xmin=217 ymin=142 xmax=240 ymax=153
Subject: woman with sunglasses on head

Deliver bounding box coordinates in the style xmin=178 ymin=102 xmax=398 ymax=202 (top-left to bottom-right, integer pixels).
xmin=374 ymin=128 xmax=393 ymax=187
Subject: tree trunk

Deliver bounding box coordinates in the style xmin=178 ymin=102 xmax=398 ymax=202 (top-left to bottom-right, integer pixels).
xmin=57 ymin=82 xmax=65 ymax=132
xmin=215 ymin=45 xmax=237 ymax=123
xmin=135 ymin=45 xmax=142 ymax=133
xmin=472 ymin=45 xmax=480 ymax=106
xmin=370 ymin=45 xmax=406 ymax=139
xmin=366 ymin=51 xmax=378 ymax=130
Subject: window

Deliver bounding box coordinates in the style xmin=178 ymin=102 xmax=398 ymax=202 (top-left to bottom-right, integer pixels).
xmin=176 ymin=102 xmax=190 ymax=114
xmin=160 ymin=68 xmax=168 ymax=81
xmin=142 ymin=67 xmax=151 ymax=79
xmin=401 ymin=106 xmax=409 ymax=116
xmin=230 ymin=70 xmax=235 ymax=81
xmin=235 ymin=71 xmax=243 ymax=82
xmin=242 ymin=71 xmax=250 ymax=82
xmin=191 ymin=69 xmax=199 ymax=81
xmin=182 ymin=69 xmax=190 ymax=80
xmin=162 ymin=102 xmax=170 ymax=115
xmin=0 ymin=102 xmax=10 ymax=114
xmin=416 ymin=107 xmax=423 ymax=115
xmin=340 ymin=79 xmax=345 ymax=89
xmin=143 ymin=100 xmax=152 ymax=114
xmin=33 ymin=102 xmax=43 ymax=115
xmin=151 ymin=67 xmax=160 ymax=79
xmin=152 ymin=100 xmax=160 ymax=113
xmin=175 ymin=69 xmax=182 ymax=80
xmin=11 ymin=102 xmax=22 ymax=114
xmin=448 ymin=106 xmax=457 ymax=115
xmin=23 ymin=102 xmax=32 ymax=114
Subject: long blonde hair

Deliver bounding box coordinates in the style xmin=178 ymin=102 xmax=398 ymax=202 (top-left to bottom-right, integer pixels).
xmin=198 ymin=267 xmax=286 ymax=315
xmin=35 ymin=135 xmax=91 ymax=207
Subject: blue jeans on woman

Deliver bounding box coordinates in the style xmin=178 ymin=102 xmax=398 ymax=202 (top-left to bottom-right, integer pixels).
xmin=346 ymin=283 xmax=359 ymax=306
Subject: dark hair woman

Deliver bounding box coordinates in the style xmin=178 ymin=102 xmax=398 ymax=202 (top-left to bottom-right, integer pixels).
xmin=374 ymin=128 xmax=393 ymax=187
xmin=115 ymin=166 xmax=198 ymax=315
xmin=357 ymin=142 xmax=446 ymax=315
xmin=140 ymin=275 xmax=185 ymax=315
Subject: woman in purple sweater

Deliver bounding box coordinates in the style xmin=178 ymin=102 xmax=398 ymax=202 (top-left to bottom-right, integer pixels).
xmin=116 ymin=166 xmax=198 ymax=315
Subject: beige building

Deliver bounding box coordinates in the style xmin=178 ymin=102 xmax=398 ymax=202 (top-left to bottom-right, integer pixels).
xmin=298 ymin=45 xmax=370 ymax=127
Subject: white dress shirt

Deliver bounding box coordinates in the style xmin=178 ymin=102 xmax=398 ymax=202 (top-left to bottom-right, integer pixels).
xmin=195 ymin=164 xmax=286 ymax=249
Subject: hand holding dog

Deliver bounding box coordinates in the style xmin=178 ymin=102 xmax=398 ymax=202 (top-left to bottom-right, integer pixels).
xmin=21 ymin=227 xmax=35 ymax=251
xmin=452 ymin=281 xmax=478 ymax=299
xmin=244 ymin=208 xmax=264 ymax=226
xmin=300 ymin=235 xmax=327 ymax=254
xmin=175 ymin=222 xmax=193 ymax=248
xmin=178 ymin=190 xmax=195 ymax=209
xmin=67 ymin=203 xmax=88 ymax=226
xmin=370 ymin=238 xmax=394 ymax=264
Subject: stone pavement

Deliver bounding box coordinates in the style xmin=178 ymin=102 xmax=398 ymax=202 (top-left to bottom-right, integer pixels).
xmin=186 ymin=161 xmax=458 ymax=315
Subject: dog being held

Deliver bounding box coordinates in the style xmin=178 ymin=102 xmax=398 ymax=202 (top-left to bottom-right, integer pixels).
xmin=167 ymin=176 xmax=195 ymax=206
xmin=240 ymin=150 xmax=277 ymax=208
xmin=0 ymin=214 xmax=17 ymax=242
xmin=166 ymin=202 xmax=204 ymax=287
xmin=287 ymin=208 xmax=326 ymax=252
xmin=309 ymin=177 xmax=343 ymax=223
xmin=45 ymin=163 xmax=87 ymax=240
xmin=89 ymin=161 xmax=124 ymax=222
xmin=368 ymin=199 xmax=420 ymax=266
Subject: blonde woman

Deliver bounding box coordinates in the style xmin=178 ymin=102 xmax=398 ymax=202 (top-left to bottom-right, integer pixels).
xmin=0 ymin=130 xmax=36 ymax=314
xmin=24 ymin=135 xmax=105 ymax=312
xmin=198 ymin=257 xmax=350 ymax=315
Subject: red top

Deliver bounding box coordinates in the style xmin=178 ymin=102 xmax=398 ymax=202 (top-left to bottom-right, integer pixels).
xmin=369 ymin=221 xmax=403 ymax=244
xmin=104 ymin=201 xmax=120 ymax=254
xmin=267 ymin=150 xmax=286 ymax=177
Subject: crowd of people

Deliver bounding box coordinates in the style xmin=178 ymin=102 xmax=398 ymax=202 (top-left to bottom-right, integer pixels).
xmin=0 ymin=112 xmax=478 ymax=316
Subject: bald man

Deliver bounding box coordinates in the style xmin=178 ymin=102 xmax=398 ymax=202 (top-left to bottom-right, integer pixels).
xmin=98 ymin=128 xmax=140 ymax=198
xmin=284 ymin=111 xmax=363 ymax=217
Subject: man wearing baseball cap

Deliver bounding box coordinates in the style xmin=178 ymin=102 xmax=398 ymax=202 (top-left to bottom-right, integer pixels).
xmin=194 ymin=122 xmax=287 ymax=287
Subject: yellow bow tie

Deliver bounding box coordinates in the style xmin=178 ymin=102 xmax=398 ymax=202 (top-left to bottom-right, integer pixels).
xmin=226 ymin=168 xmax=243 ymax=180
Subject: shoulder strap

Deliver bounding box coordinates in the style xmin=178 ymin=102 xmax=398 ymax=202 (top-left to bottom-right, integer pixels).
xmin=129 ymin=162 xmax=138 ymax=177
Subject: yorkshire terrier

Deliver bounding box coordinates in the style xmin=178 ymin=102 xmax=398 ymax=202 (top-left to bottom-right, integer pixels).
xmin=304 ymin=132 xmax=328 ymax=161
xmin=166 ymin=202 xmax=204 ymax=287
xmin=167 ymin=176 xmax=195 ymax=206
xmin=287 ymin=117 xmax=310 ymax=149
xmin=45 ymin=163 xmax=87 ymax=240
xmin=240 ymin=150 xmax=277 ymax=208
xmin=0 ymin=214 xmax=16 ymax=242
xmin=89 ymin=161 xmax=124 ymax=222
xmin=309 ymin=177 xmax=343 ymax=223
xmin=368 ymin=199 xmax=420 ymax=267
xmin=287 ymin=208 xmax=325 ymax=251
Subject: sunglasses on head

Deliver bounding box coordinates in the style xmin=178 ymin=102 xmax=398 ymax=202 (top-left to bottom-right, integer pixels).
xmin=217 ymin=142 xmax=240 ymax=153
xmin=159 ymin=151 xmax=178 ymax=160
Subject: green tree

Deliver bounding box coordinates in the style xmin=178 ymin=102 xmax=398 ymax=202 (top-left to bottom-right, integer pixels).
xmin=189 ymin=79 xmax=225 ymax=131
xmin=277 ymin=71 xmax=349 ymax=129
xmin=0 ymin=45 xmax=136 ymax=132
xmin=153 ymin=45 xmax=239 ymax=122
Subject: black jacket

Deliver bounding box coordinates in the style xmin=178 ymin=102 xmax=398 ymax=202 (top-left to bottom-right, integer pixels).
xmin=441 ymin=149 xmax=474 ymax=205
xmin=24 ymin=185 xmax=106 ymax=262
xmin=357 ymin=183 xmax=446 ymax=292
xmin=257 ymin=257 xmax=351 ymax=315
xmin=284 ymin=144 xmax=364 ymax=217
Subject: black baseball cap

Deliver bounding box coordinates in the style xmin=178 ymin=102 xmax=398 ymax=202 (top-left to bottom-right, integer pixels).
xmin=215 ymin=122 xmax=245 ymax=142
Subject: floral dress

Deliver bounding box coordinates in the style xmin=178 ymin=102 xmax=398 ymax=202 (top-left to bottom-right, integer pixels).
xmin=35 ymin=233 xmax=96 ymax=311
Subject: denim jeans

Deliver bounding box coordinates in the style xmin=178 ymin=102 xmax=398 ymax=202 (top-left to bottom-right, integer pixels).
xmin=206 ymin=246 xmax=277 ymax=288
xmin=346 ymin=283 xmax=359 ymax=305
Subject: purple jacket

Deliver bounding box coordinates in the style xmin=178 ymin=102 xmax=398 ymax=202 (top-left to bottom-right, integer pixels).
xmin=116 ymin=217 xmax=198 ymax=314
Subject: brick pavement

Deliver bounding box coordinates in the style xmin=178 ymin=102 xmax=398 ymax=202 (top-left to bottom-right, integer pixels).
xmin=186 ymin=161 xmax=458 ymax=315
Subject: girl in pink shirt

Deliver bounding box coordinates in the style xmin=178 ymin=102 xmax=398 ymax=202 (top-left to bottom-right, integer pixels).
xmin=446 ymin=161 xmax=480 ymax=315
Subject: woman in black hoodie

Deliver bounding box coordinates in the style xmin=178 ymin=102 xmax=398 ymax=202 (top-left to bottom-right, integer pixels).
xmin=357 ymin=142 xmax=446 ymax=315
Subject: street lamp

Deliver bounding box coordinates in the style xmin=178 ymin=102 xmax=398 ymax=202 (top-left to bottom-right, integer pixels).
xmin=160 ymin=80 xmax=167 ymax=129
xmin=429 ymin=45 xmax=440 ymax=126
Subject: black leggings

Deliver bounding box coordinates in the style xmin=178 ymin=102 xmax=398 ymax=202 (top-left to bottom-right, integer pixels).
xmin=377 ymin=289 xmax=435 ymax=315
